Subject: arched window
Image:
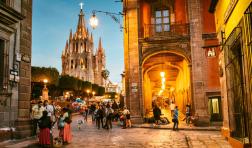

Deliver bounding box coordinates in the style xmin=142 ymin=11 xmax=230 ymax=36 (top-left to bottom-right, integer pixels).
xmin=76 ymin=42 xmax=78 ymax=53
xmin=80 ymin=59 xmax=84 ymax=69
xmin=85 ymin=57 xmax=88 ymax=68
xmin=71 ymin=60 xmax=74 ymax=69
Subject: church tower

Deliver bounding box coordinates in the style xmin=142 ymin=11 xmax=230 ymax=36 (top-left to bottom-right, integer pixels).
xmin=94 ymin=37 xmax=106 ymax=86
xmin=61 ymin=7 xmax=106 ymax=85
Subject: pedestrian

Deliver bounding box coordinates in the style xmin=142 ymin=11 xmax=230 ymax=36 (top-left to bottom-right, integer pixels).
xmin=57 ymin=114 xmax=64 ymax=138
xmin=185 ymin=104 xmax=191 ymax=125
xmin=38 ymin=111 xmax=52 ymax=147
xmin=62 ymin=107 xmax=72 ymax=144
xmin=96 ymin=106 xmax=104 ymax=129
xmin=153 ymin=105 xmax=161 ymax=125
xmin=170 ymin=101 xmax=175 ymax=117
xmin=31 ymin=101 xmax=44 ymax=136
xmin=84 ymin=106 xmax=88 ymax=122
xmin=105 ymin=104 xmax=114 ymax=129
xmin=123 ymin=107 xmax=131 ymax=128
xmin=44 ymin=100 xmax=55 ymax=124
xmin=173 ymin=106 xmax=179 ymax=131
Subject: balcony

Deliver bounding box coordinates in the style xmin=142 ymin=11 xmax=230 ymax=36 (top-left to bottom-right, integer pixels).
xmin=143 ymin=23 xmax=190 ymax=39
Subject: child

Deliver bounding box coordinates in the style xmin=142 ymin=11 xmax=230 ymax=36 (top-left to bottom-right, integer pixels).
xmin=58 ymin=114 xmax=64 ymax=138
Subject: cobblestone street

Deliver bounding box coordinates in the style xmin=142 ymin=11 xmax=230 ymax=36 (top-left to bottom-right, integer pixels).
xmin=1 ymin=115 xmax=232 ymax=148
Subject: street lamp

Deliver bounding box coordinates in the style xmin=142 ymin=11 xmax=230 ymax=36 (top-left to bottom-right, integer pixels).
xmin=90 ymin=12 xmax=98 ymax=29
xmin=86 ymin=89 xmax=90 ymax=105
xmin=89 ymin=10 xmax=126 ymax=32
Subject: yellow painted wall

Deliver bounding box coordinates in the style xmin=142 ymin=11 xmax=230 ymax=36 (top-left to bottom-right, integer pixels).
xmin=215 ymin=0 xmax=252 ymax=37
xmin=174 ymin=60 xmax=190 ymax=112
xmin=143 ymin=73 xmax=153 ymax=115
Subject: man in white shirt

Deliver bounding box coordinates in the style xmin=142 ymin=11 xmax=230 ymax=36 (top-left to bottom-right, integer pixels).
xmin=44 ymin=100 xmax=55 ymax=124
xmin=31 ymin=101 xmax=44 ymax=136
xmin=44 ymin=100 xmax=53 ymax=116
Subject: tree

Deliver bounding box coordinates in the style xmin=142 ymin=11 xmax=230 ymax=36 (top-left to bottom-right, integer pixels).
xmin=31 ymin=66 xmax=59 ymax=85
xmin=101 ymin=69 xmax=110 ymax=80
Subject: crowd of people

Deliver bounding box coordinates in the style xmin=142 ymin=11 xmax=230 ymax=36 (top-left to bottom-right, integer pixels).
xmin=31 ymin=100 xmax=132 ymax=147
xmin=31 ymin=100 xmax=73 ymax=147
xmin=152 ymin=100 xmax=192 ymax=131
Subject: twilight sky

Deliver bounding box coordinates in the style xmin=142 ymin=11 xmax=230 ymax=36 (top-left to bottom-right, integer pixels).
xmin=32 ymin=0 xmax=124 ymax=83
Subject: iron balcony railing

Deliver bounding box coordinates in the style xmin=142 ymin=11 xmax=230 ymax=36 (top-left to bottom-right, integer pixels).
xmin=143 ymin=23 xmax=190 ymax=38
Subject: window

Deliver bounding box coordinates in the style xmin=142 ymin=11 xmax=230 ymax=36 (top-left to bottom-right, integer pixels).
xmin=71 ymin=60 xmax=73 ymax=69
xmin=76 ymin=43 xmax=78 ymax=53
xmin=0 ymin=39 xmax=8 ymax=91
xmin=0 ymin=39 xmax=4 ymax=90
xmin=155 ymin=9 xmax=170 ymax=32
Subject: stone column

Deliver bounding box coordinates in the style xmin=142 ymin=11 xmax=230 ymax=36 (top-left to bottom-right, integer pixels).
xmin=187 ymin=0 xmax=209 ymax=126
xmin=124 ymin=0 xmax=142 ymax=123
xmin=15 ymin=0 xmax=33 ymax=139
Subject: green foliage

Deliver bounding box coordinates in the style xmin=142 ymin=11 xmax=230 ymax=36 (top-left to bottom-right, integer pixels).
xmin=101 ymin=69 xmax=110 ymax=80
xmin=97 ymin=86 xmax=105 ymax=96
xmin=31 ymin=82 xmax=43 ymax=99
xmin=31 ymin=66 xmax=59 ymax=85
xmin=31 ymin=66 xmax=105 ymax=99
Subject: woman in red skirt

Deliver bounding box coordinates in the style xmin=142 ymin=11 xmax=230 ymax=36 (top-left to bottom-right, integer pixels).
xmin=38 ymin=111 xmax=52 ymax=147
xmin=62 ymin=107 xmax=72 ymax=144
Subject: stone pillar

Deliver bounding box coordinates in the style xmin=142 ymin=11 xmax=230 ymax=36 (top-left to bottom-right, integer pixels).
xmin=14 ymin=0 xmax=33 ymax=139
xmin=124 ymin=0 xmax=142 ymax=123
xmin=187 ymin=0 xmax=209 ymax=126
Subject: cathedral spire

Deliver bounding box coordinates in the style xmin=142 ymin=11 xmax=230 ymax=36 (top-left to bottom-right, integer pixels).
xmin=69 ymin=29 xmax=72 ymax=40
xmin=90 ymin=33 xmax=93 ymax=42
xmin=65 ymin=40 xmax=69 ymax=50
xmin=98 ymin=37 xmax=102 ymax=51
xmin=76 ymin=8 xmax=87 ymax=38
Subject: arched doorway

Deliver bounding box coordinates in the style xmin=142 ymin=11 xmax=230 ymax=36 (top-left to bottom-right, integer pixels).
xmin=142 ymin=51 xmax=191 ymax=119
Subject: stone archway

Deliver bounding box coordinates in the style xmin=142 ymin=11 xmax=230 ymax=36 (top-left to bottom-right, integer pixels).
xmin=141 ymin=51 xmax=191 ymax=119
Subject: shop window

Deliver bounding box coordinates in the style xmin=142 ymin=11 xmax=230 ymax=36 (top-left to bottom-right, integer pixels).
xmin=208 ymin=96 xmax=222 ymax=121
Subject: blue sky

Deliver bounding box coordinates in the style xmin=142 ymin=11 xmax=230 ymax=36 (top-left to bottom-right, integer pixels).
xmin=32 ymin=0 xmax=124 ymax=83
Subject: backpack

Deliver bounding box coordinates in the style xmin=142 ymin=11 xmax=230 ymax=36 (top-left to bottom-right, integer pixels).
xmin=107 ymin=108 xmax=113 ymax=118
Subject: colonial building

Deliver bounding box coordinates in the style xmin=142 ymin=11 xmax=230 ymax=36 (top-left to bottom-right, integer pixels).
xmin=123 ymin=0 xmax=221 ymax=125
xmin=0 ymin=0 xmax=32 ymax=140
xmin=62 ymin=8 xmax=106 ymax=86
xmin=210 ymin=0 xmax=252 ymax=147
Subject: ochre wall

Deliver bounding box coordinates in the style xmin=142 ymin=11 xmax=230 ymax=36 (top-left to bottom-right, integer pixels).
xmin=206 ymin=47 xmax=221 ymax=89
xmin=143 ymin=73 xmax=153 ymax=115
xmin=202 ymin=0 xmax=216 ymax=33
xmin=175 ymin=60 xmax=190 ymax=113
xmin=174 ymin=0 xmax=187 ymax=23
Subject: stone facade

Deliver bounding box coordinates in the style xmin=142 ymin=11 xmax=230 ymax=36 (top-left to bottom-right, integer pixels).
xmin=61 ymin=8 xmax=106 ymax=86
xmin=123 ymin=0 xmax=221 ymax=125
xmin=0 ymin=0 xmax=32 ymax=140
